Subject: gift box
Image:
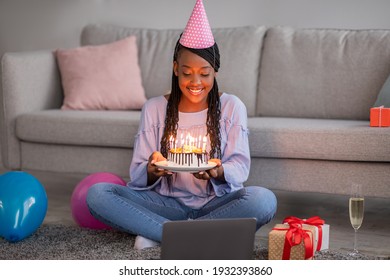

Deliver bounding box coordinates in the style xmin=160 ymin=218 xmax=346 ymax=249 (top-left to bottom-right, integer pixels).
xmin=314 ymin=224 xmax=329 ymax=251
xmin=268 ymin=223 xmax=317 ymax=260
xmin=370 ymin=106 xmax=390 ymax=127
xmin=283 ymin=216 xmax=330 ymax=251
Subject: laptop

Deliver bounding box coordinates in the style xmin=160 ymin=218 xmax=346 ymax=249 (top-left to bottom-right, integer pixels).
xmin=161 ymin=218 xmax=257 ymax=260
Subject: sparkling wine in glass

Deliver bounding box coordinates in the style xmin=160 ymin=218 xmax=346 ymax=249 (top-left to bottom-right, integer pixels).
xmin=349 ymin=184 xmax=364 ymax=255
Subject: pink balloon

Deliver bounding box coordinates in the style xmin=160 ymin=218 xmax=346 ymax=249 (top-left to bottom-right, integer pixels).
xmin=70 ymin=172 xmax=126 ymax=229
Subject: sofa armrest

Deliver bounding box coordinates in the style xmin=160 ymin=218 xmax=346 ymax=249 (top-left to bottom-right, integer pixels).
xmin=0 ymin=50 xmax=63 ymax=169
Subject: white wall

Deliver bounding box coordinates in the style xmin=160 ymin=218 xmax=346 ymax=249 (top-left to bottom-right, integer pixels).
xmin=1 ymin=0 xmax=390 ymax=54
xmin=1 ymin=0 xmax=390 ymax=169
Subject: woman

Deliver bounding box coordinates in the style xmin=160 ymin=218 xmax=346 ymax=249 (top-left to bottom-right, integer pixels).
xmin=87 ymin=0 xmax=277 ymax=250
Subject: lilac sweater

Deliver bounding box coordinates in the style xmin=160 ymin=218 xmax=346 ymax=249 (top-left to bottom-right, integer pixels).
xmin=127 ymin=93 xmax=250 ymax=209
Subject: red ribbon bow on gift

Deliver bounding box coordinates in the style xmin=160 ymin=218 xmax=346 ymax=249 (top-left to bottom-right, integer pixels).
xmin=283 ymin=216 xmax=325 ymax=251
xmin=273 ymin=223 xmax=314 ymax=260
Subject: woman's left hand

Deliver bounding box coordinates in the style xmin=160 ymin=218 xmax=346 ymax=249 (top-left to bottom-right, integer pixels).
xmin=193 ymin=159 xmax=225 ymax=182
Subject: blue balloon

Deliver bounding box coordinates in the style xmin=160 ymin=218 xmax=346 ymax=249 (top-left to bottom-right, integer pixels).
xmin=0 ymin=171 xmax=47 ymax=242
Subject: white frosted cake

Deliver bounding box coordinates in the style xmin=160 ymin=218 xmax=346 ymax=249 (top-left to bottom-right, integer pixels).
xmin=167 ymin=145 xmax=208 ymax=167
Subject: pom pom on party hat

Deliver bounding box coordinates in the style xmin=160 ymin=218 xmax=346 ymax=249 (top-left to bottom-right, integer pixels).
xmin=179 ymin=0 xmax=215 ymax=49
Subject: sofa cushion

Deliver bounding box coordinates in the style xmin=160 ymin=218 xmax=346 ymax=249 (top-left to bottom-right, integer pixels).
xmin=56 ymin=36 xmax=146 ymax=110
xmin=81 ymin=24 xmax=266 ymax=117
xmin=257 ymin=27 xmax=390 ymax=120
xmin=17 ymin=111 xmax=390 ymax=163
xmin=248 ymin=117 xmax=390 ymax=162
xmin=16 ymin=110 xmax=141 ymax=148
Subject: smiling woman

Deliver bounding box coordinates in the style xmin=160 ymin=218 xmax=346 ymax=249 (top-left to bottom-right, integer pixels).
xmin=86 ymin=0 xmax=277 ymax=251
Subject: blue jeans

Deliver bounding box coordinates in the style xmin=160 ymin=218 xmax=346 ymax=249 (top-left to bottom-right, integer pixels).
xmin=86 ymin=184 xmax=277 ymax=242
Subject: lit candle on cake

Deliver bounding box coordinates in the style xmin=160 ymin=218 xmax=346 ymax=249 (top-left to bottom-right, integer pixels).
xmin=186 ymin=133 xmax=190 ymax=147
xmin=169 ymin=135 xmax=173 ymax=150
xmin=202 ymin=136 xmax=207 ymax=152
xmin=191 ymin=136 xmax=195 ymax=152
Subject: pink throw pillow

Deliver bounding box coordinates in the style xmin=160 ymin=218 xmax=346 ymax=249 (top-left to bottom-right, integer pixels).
xmin=56 ymin=36 xmax=147 ymax=110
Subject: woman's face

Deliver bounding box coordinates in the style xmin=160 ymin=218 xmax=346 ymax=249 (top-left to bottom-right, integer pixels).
xmin=173 ymin=48 xmax=216 ymax=112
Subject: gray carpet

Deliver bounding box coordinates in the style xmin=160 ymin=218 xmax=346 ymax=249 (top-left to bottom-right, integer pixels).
xmin=0 ymin=224 xmax=386 ymax=260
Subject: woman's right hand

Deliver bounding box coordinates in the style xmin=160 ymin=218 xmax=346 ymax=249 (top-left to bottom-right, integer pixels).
xmin=147 ymin=151 xmax=172 ymax=185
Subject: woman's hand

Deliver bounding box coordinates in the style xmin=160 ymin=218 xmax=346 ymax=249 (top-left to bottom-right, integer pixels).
xmin=147 ymin=151 xmax=172 ymax=185
xmin=192 ymin=158 xmax=225 ymax=182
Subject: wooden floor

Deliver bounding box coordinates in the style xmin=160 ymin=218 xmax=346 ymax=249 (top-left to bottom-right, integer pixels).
xmin=2 ymin=169 xmax=389 ymax=258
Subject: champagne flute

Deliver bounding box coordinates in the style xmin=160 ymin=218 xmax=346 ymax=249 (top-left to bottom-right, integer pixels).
xmin=349 ymin=184 xmax=364 ymax=256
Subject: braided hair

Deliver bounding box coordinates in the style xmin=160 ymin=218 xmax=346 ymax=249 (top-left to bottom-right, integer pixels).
xmin=160 ymin=38 xmax=222 ymax=160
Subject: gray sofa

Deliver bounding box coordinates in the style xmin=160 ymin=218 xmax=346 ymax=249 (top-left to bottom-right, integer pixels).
xmin=1 ymin=24 xmax=390 ymax=198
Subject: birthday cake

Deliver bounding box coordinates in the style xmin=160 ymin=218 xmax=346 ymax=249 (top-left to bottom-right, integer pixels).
xmin=168 ymin=145 xmax=209 ymax=167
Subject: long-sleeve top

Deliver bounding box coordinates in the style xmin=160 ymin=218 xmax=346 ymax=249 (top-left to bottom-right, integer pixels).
xmin=127 ymin=92 xmax=250 ymax=209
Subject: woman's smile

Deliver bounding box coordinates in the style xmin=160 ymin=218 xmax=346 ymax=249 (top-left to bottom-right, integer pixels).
xmin=188 ymin=87 xmax=204 ymax=95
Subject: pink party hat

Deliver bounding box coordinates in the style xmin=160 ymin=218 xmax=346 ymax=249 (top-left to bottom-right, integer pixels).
xmin=179 ymin=0 xmax=215 ymax=49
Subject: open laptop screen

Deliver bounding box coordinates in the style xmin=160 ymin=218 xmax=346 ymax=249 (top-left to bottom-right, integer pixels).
xmin=161 ymin=218 xmax=257 ymax=260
